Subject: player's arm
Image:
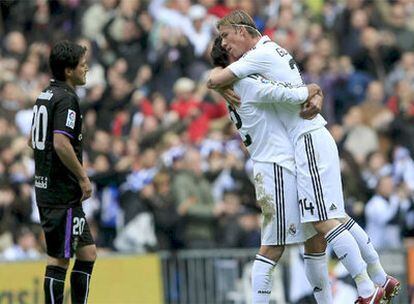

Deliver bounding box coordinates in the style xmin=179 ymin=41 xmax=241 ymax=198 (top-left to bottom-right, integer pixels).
xmin=207 ymin=67 xmax=237 ymax=89
xmin=27 ymin=134 xmax=33 ymax=149
xmin=28 ymin=110 xmax=35 ymax=149
xmin=53 ymin=134 xmax=92 ymax=201
xmin=300 ymin=87 xmax=324 ymax=119
xmin=207 ymin=48 xmax=271 ymax=89
xmin=255 ymin=79 xmax=321 ymax=105
xmin=53 ymin=97 xmax=91 ymax=201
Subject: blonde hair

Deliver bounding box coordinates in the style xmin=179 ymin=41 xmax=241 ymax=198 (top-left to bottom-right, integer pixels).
xmin=217 ymin=10 xmax=261 ymax=37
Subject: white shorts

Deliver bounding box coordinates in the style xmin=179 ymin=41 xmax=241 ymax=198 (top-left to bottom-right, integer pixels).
xmin=253 ymin=161 xmax=316 ymax=245
xmin=295 ymin=128 xmax=347 ymax=223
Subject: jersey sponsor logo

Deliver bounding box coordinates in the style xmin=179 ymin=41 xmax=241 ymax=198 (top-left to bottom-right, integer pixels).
xmin=34 ymin=176 xmax=48 ymax=189
xmin=258 ymin=290 xmax=271 ymax=294
xmin=66 ymin=109 xmax=76 ymax=129
xmin=329 ymin=203 xmax=337 ymax=211
xmin=37 ymin=90 xmax=54 ymax=100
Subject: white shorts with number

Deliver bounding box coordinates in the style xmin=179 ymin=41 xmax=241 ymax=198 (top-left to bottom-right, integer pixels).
xmin=295 ymin=127 xmax=347 ymax=223
xmin=253 ymin=161 xmax=316 ymax=245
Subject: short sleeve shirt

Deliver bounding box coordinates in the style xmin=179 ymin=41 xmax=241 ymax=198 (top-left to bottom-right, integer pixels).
xmin=31 ymin=80 xmax=83 ymax=207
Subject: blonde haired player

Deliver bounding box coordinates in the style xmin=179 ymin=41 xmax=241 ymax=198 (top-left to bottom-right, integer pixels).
xmin=208 ymin=10 xmax=399 ymax=304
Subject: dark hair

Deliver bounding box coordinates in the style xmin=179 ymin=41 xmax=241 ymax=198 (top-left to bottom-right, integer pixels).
xmin=49 ymin=40 xmax=86 ymax=81
xmin=210 ymin=36 xmax=229 ymax=68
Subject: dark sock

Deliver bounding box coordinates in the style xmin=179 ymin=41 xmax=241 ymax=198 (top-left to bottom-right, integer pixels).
xmin=70 ymin=260 xmax=95 ymax=304
xmin=44 ymin=265 xmax=67 ymax=304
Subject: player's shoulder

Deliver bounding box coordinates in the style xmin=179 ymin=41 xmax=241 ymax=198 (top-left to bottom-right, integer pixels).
xmin=242 ymin=44 xmax=273 ymax=60
xmin=240 ymin=43 xmax=285 ymax=66
xmin=51 ymin=88 xmax=78 ymax=108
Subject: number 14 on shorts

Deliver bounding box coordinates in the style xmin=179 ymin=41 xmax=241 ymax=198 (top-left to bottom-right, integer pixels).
xmin=299 ymin=198 xmax=315 ymax=216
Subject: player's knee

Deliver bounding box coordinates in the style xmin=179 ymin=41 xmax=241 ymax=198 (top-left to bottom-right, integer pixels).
xmin=258 ymin=245 xmax=284 ymax=262
xmin=312 ymin=219 xmax=341 ymax=235
xmin=337 ymin=214 xmax=351 ymax=224
xmin=86 ymin=245 xmax=97 ymax=261
xmin=76 ymin=244 xmax=97 ymax=261
xmin=47 ymin=256 xmax=70 ymax=269
xmin=88 ymin=247 xmax=97 ymax=261
xmin=304 ymin=233 xmax=327 ymax=253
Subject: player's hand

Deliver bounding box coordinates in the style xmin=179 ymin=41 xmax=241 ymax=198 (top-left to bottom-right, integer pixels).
xmin=300 ymin=92 xmax=324 ymax=120
xmin=306 ymin=83 xmax=322 ymax=99
xmin=79 ymin=176 xmax=92 ymax=202
xmin=217 ymin=87 xmax=240 ymax=107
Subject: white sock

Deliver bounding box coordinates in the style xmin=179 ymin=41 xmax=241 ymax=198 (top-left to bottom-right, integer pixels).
xmin=252 ymin=254 xmax=276 ymax=304
xmin=345 ymin=218 xmax=387 ymax=286
xmin=325 ymin=224 xmax=375 ymax=298
xmin=304 ymin=252 xmax=333 ymax=304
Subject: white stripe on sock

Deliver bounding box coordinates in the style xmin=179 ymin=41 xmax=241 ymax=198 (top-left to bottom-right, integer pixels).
xmin=45 ymin=276 xmax=65 ymax=283
xmin=84 ymin=274 xmax=90 ymax=304
xmin=72 ymin=270 xmax=91 ymax=277
xmin=50 ymin=278 xmax=55 ymax=304
xmin=72 ymin=270 xmax=91 ymax=304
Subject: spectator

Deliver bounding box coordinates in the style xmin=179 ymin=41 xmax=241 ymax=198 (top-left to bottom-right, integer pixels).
xmin=386 ymin=51 xmax=414 ymax=95
xmin=359 ymin=81 xmax=393 ymax=130
xmin=352 ymin=27 xmax=401 ymax=81
xmin=150 ymin=171 xmax=181 ymax=250
xmin=376 ymin=2 xmax=414 ymax=52
xmin=362 ymin=151 xmax=392 ymax=191
xmin=171 ymin=148 xmax=217 ymax=248
xmin=2 ymin=226 xmax=41 ymax=261
xmin=342 ymin=106 xmax=379 ymax=164
xmin=365 ymin=176 xmax=409 ymax=249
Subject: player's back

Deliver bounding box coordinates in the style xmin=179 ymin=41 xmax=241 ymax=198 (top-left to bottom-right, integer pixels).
xmin=229 ymin=36 xmax=327 ymax=144
xmin=232 ymin=75 xmax=296 ymax=173
xmin=229 ymin=36 xmax=303 ymax=85
xmin=31 ymin=80 xmax=83 ymax=207
xmin=252 ymin=39 xmax=327 ymax=143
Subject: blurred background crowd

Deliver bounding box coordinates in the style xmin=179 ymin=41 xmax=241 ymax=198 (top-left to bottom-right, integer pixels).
xmin=0 ymin=0 xmax=414 ymax=262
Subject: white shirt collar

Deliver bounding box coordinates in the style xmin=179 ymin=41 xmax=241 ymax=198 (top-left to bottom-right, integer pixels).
xmin=255 ymin=35 xmax=271 ymax=48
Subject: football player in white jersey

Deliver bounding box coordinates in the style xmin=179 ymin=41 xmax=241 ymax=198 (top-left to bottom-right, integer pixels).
xmin=210 ymin=36 xmax=332 ymax=304
xmin=207 ymin=10 xmax=400 ymax=304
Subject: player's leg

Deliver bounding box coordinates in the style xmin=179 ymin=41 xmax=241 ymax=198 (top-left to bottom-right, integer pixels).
xmin=71 ymin=207 xmax=97 ymax=304
xmin=252 ymin=245 xmax=284 ymax=304
xmin=314 ymin=219 xmax=381 ymax=299
xmin=45 ymin=256 xmax=69 ymax=304
xmin=341 ymin=216 xmax=386 ymax=285
xmin=341 ymin=216 xmax=401 ymax=301
xmin=253 ymin=163 xmax=316 ymax=303
xmin=71 ymin=245 xmax=96 ymax=304
xmin=252 ymin=162 xmax=283 ymax=303
xmin=296 ymin=129 xmax=384 ymax=302
xmin=39 ymin=207 xmax=72 ymax=304
xmin=304 ymin=233 xmax=332 ymax=304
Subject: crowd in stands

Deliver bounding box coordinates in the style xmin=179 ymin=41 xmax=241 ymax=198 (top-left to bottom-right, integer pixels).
xmin=0 ymin=0 xmax=414 ymax=261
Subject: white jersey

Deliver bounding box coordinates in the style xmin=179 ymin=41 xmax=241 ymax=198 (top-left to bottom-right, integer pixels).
xmin=228 ymin=35 xmax=327 ymax=144
xmin=231 ymin=74 xmax=308 ymax=173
